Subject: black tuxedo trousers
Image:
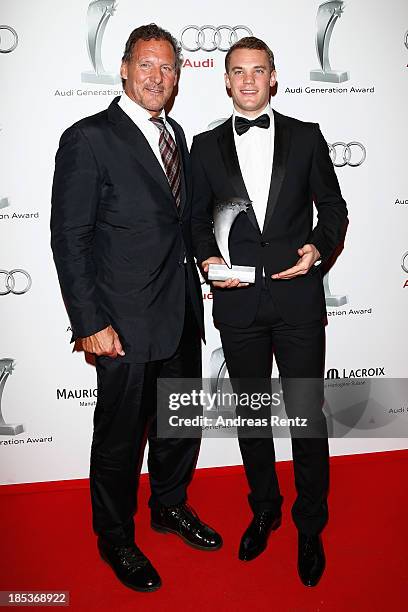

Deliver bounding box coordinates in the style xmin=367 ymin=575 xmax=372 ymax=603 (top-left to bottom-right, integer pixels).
xmin=218 ymin=284 xmax=329 ymax=536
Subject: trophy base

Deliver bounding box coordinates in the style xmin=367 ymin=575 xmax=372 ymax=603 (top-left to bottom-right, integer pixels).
xmin=325 ymin=294 xmax=348 ymax=307
xmin=310 ymin=70 xmax=350 ymax=83
xmin=81 ymin=71 xmax=121 ymax=85
xmin=0 ymin=423 xmax=24 ymax=435
xmin=208 ymin=264 xmax=255 ymax=284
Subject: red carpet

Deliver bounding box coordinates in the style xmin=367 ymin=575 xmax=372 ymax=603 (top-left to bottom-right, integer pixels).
xmin=1 ymin=450 xmax=407 ymax=611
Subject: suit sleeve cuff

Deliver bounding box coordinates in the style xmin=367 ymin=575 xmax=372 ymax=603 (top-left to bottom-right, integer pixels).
xmin=70 ymin=316 xmax=111 ymax=343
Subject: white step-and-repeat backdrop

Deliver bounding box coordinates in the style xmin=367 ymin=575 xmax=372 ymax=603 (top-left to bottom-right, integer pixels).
xmin=1 ymin=0 xmax=407 ymax=485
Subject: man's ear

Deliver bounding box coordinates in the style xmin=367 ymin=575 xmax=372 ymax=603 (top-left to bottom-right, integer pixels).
xmin=120 ymin=61 xmax=128 ymax=81
xmin=269 ymin=70 xmax=277 ymax=88
xmin=224 ymin=72 xmax=231 ymax=90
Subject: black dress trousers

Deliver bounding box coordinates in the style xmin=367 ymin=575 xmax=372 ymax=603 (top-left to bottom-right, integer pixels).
xmin=218 ymin=285 xmax=329 ymax=536
xmin=90 ymin=275 xmax=202 ymax=546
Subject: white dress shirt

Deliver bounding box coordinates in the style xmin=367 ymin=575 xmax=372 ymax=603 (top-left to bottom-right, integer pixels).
xmin=233 ymin=104 xmax=274 ymax=232
xmin=118 ymin=92 xmax=176 ymax=172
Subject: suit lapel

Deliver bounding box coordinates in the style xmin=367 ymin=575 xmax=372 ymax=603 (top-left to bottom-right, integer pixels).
xmin=217 ymin=118 xmax=260 ymax=233
xmin=262 ymin=111 xmax=291 ymax=235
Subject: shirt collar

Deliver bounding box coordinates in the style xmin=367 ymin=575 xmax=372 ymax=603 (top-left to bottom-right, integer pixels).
xmin=119 ymin=92 xmax=167 ymax=127
xmin=233 ymin=104 xmax=273 ymax=122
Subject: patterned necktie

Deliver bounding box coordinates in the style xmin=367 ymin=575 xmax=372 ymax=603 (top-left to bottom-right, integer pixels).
xmin=149 ymin=117 xmax=181 ymax=207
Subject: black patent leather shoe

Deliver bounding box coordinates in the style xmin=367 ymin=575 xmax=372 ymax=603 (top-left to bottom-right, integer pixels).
xmin=239 ymin=511 xmax=282 ymax=561
xmin=98 ymin=539 xmax=161 ymax=592
xmin=151 ymin=503 xmax=222 ymax=551
xmin=298 ymin=533 xmax=325 ymax=587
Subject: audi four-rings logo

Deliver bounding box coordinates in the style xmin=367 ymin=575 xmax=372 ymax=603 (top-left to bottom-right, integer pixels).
xmin=0 ymin=270 xmax=32 ymax=295
xmin=405 ymin=31 xmax=408 ymax=50
xmin=401 ymin=252 xmax=408 ymax=274
xmin=180 ymin=25 xmax=253 ymax=52
xmin=0 ymin=25 xmax=18 ymax=53
xmin=329 ymin=142 xmax=366 ymax=167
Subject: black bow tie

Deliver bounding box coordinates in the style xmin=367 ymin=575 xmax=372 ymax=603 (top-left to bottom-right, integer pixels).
xmin=234 ymin=114 xmax=270 ymax=136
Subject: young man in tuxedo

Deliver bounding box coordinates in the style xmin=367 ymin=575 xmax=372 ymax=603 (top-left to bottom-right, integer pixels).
xmin=191 ymin=37 xmax=347 ymax=586
xmin=51 ymin=24 xmax=221 ymax=593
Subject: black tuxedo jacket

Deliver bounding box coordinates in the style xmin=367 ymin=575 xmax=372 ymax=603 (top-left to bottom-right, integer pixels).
xmin=191 ymin=111 xmax=348 ymax=327
xmin=51 ymin=97 xmax=204 ymax=362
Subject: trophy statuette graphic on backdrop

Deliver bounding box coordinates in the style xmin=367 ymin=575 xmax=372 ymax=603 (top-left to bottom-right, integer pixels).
xmin=81 ymin=0 xmax=121 ymax=84
xmin=207 ymin=198 xmax=256 ymax=284
xmin=0 ymin=359 xmax=24 ymax=435
xmin=310 ymin=1 xmax=349 ymax=83
xmin=323 ymin=272 xmax=348 ymax=307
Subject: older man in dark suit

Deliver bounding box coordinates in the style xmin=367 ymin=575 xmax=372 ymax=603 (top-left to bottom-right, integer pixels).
xmin=51 ymin=23 xmax=221 ymax=593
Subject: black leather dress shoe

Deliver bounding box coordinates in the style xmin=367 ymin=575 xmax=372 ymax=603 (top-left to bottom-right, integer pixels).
xmin=239 ymin=511 xmax=282 ymax=561
xmin=298 ymin=533 xmax=325 ymax=587
xmin=98 ymin=539 xmax=161 ymax=592
xmin=151 ymin=503 xmax=222 ymax=551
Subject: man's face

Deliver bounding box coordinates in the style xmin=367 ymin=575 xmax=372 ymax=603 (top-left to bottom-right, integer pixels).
xmin=120 ymin=38 xmax=178 ymax=115
xmin=225 ymin=48 xmax=276 ymax=117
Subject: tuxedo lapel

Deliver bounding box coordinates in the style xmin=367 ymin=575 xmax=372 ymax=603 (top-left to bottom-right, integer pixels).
xmin=107 ymin=99 xmax=175 ymax=206
xmin=262 ymin=111 xmax=291 ymax=235
xmin=216 ymin=118 xmax=260 ymax=233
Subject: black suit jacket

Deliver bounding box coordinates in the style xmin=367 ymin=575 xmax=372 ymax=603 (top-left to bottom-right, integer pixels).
xmin=51 ymin=97 xmax=204 ymax=362
xmin=191 ymin=111 xmax=348 ymax=327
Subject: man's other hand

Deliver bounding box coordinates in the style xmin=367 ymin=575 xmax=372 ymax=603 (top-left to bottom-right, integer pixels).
xmin=80 ymin=325 xmax=125 ymax=358
xmin=202 ymin=257 xmax=249 ymax=289
xmin=271 ymin=244 xmax=321 ymax=280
